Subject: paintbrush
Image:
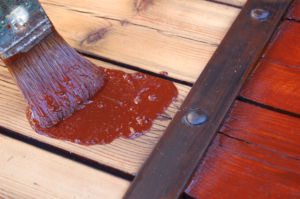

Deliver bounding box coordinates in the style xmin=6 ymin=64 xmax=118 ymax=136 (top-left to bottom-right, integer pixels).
xmin=0 ymin=0 xmax=104 ymax=128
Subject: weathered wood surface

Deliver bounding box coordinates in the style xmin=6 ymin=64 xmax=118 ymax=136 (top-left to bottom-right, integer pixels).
xmin=0 ymin=134 xmax=129 ymax=199
xmin=39 ymin=0 xmax=240 ymax=83
xmin=287 ymin=0 xmax=300 ymax=20
xmin=241 ymin=60 xmax=300 ymax=115
xmin=186 ymin=132 xmax=300 ymax=199
xmin=123 ymin=0 xmax=293 ymax=198
xmin=0 ymin=60 xmax=190 ymax=175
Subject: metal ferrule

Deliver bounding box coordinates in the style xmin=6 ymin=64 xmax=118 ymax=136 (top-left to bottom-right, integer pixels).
xmin=0 ymin=0 xmax=52 ymax=60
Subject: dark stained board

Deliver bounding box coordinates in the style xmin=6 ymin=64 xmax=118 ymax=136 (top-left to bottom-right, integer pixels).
xmin=240 ymin=59 xmax=300 ymax=115
xmin=185 ymin=132 xmax=300 ymax=199
xmin=287 ymin=0 xmax=300 ymax=20
xmin=123 ymin=0 xmax=293 ymax=198
xmin=263 ymin=21 xmax=300 ymax=68
xmin=220 ymin=101 xmax=300 ymax=158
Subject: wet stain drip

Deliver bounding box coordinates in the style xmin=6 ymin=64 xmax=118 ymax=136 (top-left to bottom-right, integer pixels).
xmin=27 ymin=67 xmax=178 ymax=145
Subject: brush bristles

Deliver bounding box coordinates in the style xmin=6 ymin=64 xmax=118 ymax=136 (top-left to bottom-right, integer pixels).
xmin=7 ymin=31 xmax=104 ymax=128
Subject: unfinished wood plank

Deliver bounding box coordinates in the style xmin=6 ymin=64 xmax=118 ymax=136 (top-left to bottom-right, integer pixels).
xmin=287 ymin=0 xmax=300 ymax=20
xmin=38 ymin=0 xmax=240 ymax=83
xmin=210 ymin=0 xmax=246 ymax=7
xmin=221 ymin=101 xmax=300 ymax=158
xmin=185 ymin=133 xmax=300 ymax=199
xmin=41 ymin=0 xmax=240 ymax=46
xmin=240 ymin=60 xmax=300 ymax=115
xmin=0 ymin=134 xmax=129 ymax=199
xmin=264 ymin=21 xmax=300 ymax=68
xmin=0 ymin=58 xmax=190 ymax=175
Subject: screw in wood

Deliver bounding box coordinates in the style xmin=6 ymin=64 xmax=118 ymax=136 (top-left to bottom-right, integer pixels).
xmin=250 ymin=8 xmax=269 ymax=21
xmin=184 ymin=109 xmax=207 ymax=126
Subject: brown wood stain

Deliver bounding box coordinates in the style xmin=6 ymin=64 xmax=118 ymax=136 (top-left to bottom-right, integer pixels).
xmin=27 ymin=67 xmax=178 ymax=145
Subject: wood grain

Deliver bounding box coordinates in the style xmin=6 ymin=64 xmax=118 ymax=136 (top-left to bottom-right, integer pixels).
xmin=287 ymin=0 xmax=300 ymax=20
xmin=38 ymin=0 xmax=240 ymax=83
xmin=0 ymin=134 xmax=129 ymax=199
xmin=221 ymin=100 xmax=300 ymax=158
xmin=211 ymin=0 xmax=246 ymax=7
xmin=0 ymin=59 xmax=190 ymax=175
xmin=123 ymin=0 xmax=293 ymax=198
xmin=264 ymin=21 xmax=300 ymax=68
xmin=185 ymin=133 xmax=300 ymax=199
xmin=240 ymin=60 xmax=300 ymax=115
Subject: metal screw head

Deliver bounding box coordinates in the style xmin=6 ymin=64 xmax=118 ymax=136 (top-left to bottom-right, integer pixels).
xmin=184 ymin=109 xmax=207 ymax=126
xmin=251 ymin=8 xmax=269 ymax=21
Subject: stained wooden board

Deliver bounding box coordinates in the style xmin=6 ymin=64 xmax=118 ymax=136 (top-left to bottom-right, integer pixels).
xmin=240 ymin=60 xmax=300 ymax=115
xmin=241 ymin=20 xmax=300 ymax=115
xmin=287 ymin=0 xmax=300 ymax=20
xmin=185 ymin=133 xmax=300 ymax=199
xmin=220 ymin=101 xmax=300 ymax=158
xmin=0 ymin=134 xmax=129 ymax=199
xmin=186 ymin=101 xmax=300 ymax=198
xmin=38 ymin=0 xmax=240 ymax=83
xmin=0 ymin=58 xmax=190 ymax=175
xmin=264 ymin=21 xmax=300 ymax=68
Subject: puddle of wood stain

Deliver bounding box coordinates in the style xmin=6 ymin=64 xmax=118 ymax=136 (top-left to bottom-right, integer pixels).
xmin=27 ymin=67 xmax=178 ymax=145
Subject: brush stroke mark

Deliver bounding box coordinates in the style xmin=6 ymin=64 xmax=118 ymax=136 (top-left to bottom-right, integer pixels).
xmin=134 ymin=0 xmax=154 ymax=13
xmin=80 ymin=27 xmax=111 ymax=46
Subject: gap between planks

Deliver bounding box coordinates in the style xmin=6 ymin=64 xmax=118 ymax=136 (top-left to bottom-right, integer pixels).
xmin=0 ymin=133 xmax=129 ymax=199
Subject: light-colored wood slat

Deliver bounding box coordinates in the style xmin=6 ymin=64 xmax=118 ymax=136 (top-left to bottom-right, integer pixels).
xmin=0 ymin=58 xmax=190 ymax=175
xmin=212 ymin=0 xmax=247 ymax=7
xmin=39 ymin=0 xmax=240 ymax=83
xmin=0 ymin=134 xmax=129 ymax=199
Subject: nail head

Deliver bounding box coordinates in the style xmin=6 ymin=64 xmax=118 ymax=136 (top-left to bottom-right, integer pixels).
xmin=251 ymin=8 xmax=269 ymax=21
xmin=185 ymin=109 xmax=207 ymax=126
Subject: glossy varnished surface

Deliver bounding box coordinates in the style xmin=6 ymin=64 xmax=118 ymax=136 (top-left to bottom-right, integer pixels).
xmin=220 ymin=101 xmax=300 ymax=158
xmin=264 ymin=21 xmax=300 ymax=68
xmin=241 ymin=60 xmax=300 ymax=115
xmin=287 ymin=0 xmax=300 ymax=20
xmin=30 ymin=68 xmax=178 ymax=145
xmin=186 ymin=131 xmax=300 ymax=199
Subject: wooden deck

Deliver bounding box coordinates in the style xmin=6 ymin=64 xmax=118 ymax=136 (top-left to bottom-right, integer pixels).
xmin=185 ymin=1 xmax=300 ymax=198
xmin=1 ymin=0 xmax=299 ymax=198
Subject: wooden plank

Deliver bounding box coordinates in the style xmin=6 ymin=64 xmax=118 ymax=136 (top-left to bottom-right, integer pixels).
xmin=0 ymin=59 xmax=190 ymax=175
xmin=240 ymin=60 xmax=300 ymax=115
xmin=264 ymin=21 xmax=300 ymax=68
xmin=185 ymin=133 xmax=300 ymax=199
xmin=38 ymin=0 xmax=240 ymax=83
xmin=0 ymin=134 xmax=129 ymax=199
xmin=123 ymin=1 xmax=293 ymax=198
xmin=287 ymin=0 xmax=300 ymax=20
xmin=41 ymin=0 xmax=240 ymax=46
xmin=210 ymin=0 xmax=246 ymax=7
xmin=221 ymin=101 xmax=300 ymax=158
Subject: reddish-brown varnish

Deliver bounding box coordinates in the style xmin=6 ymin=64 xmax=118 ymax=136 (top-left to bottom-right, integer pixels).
xmin=27 ymin=67 xmax=178 ymax=145
xmin=287 ymin=0 xmax=300 ymax=20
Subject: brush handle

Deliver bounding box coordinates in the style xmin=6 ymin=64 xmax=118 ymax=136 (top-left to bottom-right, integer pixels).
xmin=0 ymin=0 xmax=52 ymax=60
